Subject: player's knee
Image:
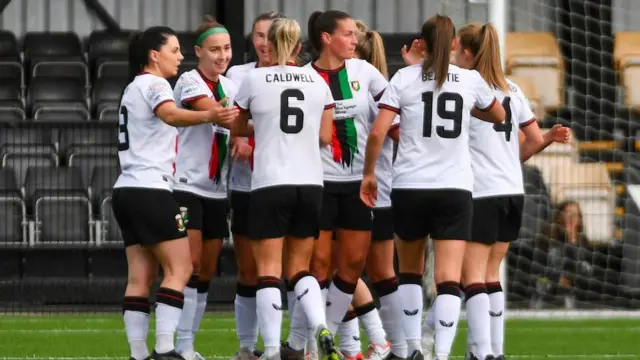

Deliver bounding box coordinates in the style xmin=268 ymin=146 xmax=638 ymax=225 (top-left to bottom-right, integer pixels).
xmin=367 ymin=263 xmax=395 ymax=283
xmin=238 ymin=264 xmax=258 ymax=285
xmin=434 ymin=264 xmax=462 ymax=284
xmin=311 ymin=252 xmax=331 ymax=276
xmin=338 ymin=255 xmax=367 ymax=283
xmin=128 ymin=270 xmax=156 ymax=290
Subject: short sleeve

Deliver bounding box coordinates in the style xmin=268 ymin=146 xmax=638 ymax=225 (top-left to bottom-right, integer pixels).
xmin=234 ymin=74 xmax=253 ymax=112
xmin=469 ymin=70 xmax=496 ymax=111
xmin=146 ymin=78 xmax=175 ymax=113
xmin=364 ymin=61 xmax=388 ymax=101
xmin=322 ymin=80 xmax=336 ymax=110
xmin=178 ymin=73 xmax=209 ymax=104
xmin=390 ymin=114 xmax=400 ymax=129
xmin=510 ymin=82 xmax=536 ymax=127
xmin=378 ymin=70 xmax=402 ymax=114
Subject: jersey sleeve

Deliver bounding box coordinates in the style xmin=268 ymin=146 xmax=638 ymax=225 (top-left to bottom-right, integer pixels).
xmin=510 ymin=82 xmax=536 ymax=127
xmin=178 ymin=73 xmax=209 ymax=104
xmin=146 ymin=78 xmax=175 ymax=113
xmin=364 ymin=61 xmax=388 ymax=101
xmin=469 ymin=70 xmax=497 ymax=111
xmin=378 ymin=70 xmax=402 ymax=114
xmin=234 ymin=73 xmax=253 ymax=113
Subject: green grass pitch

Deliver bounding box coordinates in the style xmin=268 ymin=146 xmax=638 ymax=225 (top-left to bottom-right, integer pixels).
xmin=0 ymin=313 xmax=638 ymax=359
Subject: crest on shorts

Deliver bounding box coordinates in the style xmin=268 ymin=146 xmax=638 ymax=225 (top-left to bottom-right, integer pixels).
xmin=351 ymin=80 xmax=360 ymax=92
xmin=175 ymin=214 xmax=186 ymax=232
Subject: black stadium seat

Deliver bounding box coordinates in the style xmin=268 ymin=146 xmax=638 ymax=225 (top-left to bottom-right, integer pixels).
xmin=59 ymin=127 xmax=117 ymax=155
xmin=0 ymin=127 xmax=54 ymax=148
xmin=35 ymin=196 xmax=92 ymax=244
xmin=33 ymin=108 xmax=90 ymax=122
xmin=24 ymin=32 xmax=86 ymax=87
xmin=23 ymin=166 xmax=86 ymax=206
xmin=27 ymin=78 xmax=87 ymax=118
xmin=92 ymin=78 xmax=126 ymax=119
xmin=69 ymin=153 xmax=118 ymax=187
xmin=0 ymin=82 xmax=23 ymax=110
xmin=0 ymin=197 xmax=26 ymax=244
xmin=32 ymin=61 xmax=89 ymax=87
xmin=90 ymin=165 xmax=119 ymax=209
xmin=88 ymin=30 xmax=130 ymax=80
xmin=0 ymin=167 xmax=19 ymax=196
xmin=0 ymin=30 xmax=20 ymax=62
xmin=1 ymin=151 xmax=58 ymax=186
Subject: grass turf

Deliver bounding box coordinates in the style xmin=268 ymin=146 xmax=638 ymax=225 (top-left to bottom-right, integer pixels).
xmin=0 ymin=313 xmax=638 ymax=359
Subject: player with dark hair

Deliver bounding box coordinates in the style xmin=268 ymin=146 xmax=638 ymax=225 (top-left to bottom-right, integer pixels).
xmin=113 ymin=26 xmax=236 ymax=360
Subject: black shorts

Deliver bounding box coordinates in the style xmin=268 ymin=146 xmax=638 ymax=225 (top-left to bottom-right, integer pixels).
xmin=471 ymin=195 xmax=524 ymax=245
xmin=391 ymin=189 xmax=473 ymax=241
xmin=173 ymin=190 xmax=229 ymax=240
xmin=230 ymin=191 xmax=250 ymax=236
xmin=320 ymin=181 xmax=373 ymax=231
xmin=372 ymin=207 xmax=393 ymax=241
xmin=111 ymin=187 xmax=186 ymax=247
xmin=248 ymin=185 xmax=323 ymax=240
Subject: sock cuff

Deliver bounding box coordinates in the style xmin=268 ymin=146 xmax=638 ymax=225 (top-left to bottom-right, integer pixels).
xmin=436 ymin=281 xmax=462 ymax=297
xmin=289 ymin=271 xmax=312 ymax=288
xmin=354 ymin=301 xmax=377 ymax=317
xmin=398 ymin=273 xmax=423 ymax=285
xmin=332 ymin=275 xmax=357 ymax=294
xmin=342 ymin=309 xmax=357 ymax=322
xmin=256 ymin=276 xmax=281 ymax=290
xmin=464 ymin=283 xmax=488 ymax=300
xmin=156 ymin=287 xmax=184 ymax=309
xmin=487 ymin=281 xmax=503 ymax=294
xmin=236 ymin=282 xmax=257 ymax=297
xmin=187 ymin=273 xmax=200 ymax=288
xmin=372 ymin=277 xmax=399 ymax=297
xmin=197 ymin=280 xmax=210 ymax=293
xmin=318 ymin=278 xmax=330 ymax=289
xmin=122 ymin=296 xmax=150 ymax=314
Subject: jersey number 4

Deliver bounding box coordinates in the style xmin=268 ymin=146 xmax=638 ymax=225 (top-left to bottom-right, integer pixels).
xmin=422 ymin=92 xmax=463 ymax=139
xmin=118 ymin=106 xmax=130 ymax=151
xmin=493 ymin=96 xmax=513 ymax=141
xmin=280 ymin=89 xmax=304 ymax=134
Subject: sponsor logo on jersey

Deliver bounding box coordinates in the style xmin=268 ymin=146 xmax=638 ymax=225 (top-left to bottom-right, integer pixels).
xmin=351 ymin=80 xmax=360 ymax=92
xmin=175 ymin=214 xmax=186 ymax=232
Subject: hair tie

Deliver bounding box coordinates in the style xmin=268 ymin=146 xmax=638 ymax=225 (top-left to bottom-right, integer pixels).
xmin=196 ymin=27 xmax=229 ymax=47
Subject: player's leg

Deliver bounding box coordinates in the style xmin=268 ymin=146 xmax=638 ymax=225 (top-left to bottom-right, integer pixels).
xmin=461 ymin=198 xmax=501 ymax=360
xmin=352 ymin=279 xmax=390 ymax=360
xmin=368 ymin=207 xmax=407 ymax=359
xmin=338 ymin=305 xmax=362 ymax=360
xmin=173 ymin=192 xmax=204 ymax=357
xmin=231 ymin=191 xmax=259 ymax=359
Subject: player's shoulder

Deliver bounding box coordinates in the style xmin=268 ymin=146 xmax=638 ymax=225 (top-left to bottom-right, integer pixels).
xmin=175 ymin=69 xmax=201 ymax=86
xmin=226 ymin=62 xmax=257 ymax=79
xmin=136 ymin=73 xmax=172 ymax=95
xmin=390 ymin=64 xmax=421 ymax=86
xmin=505 ymin=78 xmax=525 ymax=97
xmin=218 ymin=74 xmax=238 ymax=93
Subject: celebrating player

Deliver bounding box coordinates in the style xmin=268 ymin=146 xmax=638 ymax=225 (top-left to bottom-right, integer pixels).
xmin=360 ymin=14 xmax=505 ymax=360
xmin=231 ymin=17 xmax=339 ymax=360
xmin=112 ymin=26 xmax=233 ymax=360
xmin=454 ymin=23 xmax=570 ymax=360
xmin=225 ymin=12 xmax=283 ymax=360
xmin=172 ymin=17 xmax=240 ymax=360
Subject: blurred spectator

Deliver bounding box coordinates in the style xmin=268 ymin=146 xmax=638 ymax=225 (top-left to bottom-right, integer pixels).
xmin=532 ymin=200 xmax=593 ymax=309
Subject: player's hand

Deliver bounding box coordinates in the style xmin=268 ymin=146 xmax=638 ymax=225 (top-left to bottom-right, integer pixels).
xmin=231 ymin=137 xmax=253 ymax=161
xmin=401 ymin=39 xmax=425 ymax=66
xmin=548 ymin=124 xmax=570 ymax=143
xmin=208 ymin=97 xmax=239 ymax=127
xmin=360 ymin=174 xmax=378 ymax=208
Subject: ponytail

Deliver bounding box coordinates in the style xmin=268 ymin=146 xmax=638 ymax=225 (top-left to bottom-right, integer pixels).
xmin=307 ymin=10 xmax=352 ymax=53
xmin=458 ymin=23 xmax=507 ymax=91
xmin=127 ymin=32 xmax=145 ymax=84
xmin=421 ymin=14 xmax=455 ymax=89
xmin=269 ymin=18 xmax=301 ymax=66
xmin=354 ymin=20 xmax=389 ymax=79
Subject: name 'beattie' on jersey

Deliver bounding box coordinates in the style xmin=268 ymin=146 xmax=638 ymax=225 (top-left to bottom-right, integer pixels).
xmin=265 ymin=73 xmax=316 ymax=83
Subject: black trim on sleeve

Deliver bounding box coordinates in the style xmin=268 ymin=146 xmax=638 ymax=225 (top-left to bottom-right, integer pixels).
xmin=378 ymin=103 xmax=400 ymax=114
xmin=475 ymin=98 xmax=497 ymax=112
xmin=373 ymin=89 xmax=385 ymax=102
xmin=324 ymin=103 xmax=336 ymax=110
xmin=234 ymin=101 xmax=249 ymax=113
xmin=520 ymin=118 xmax=537 ymax=128
xmin=182 ymin=95 xmax=208 ymax=104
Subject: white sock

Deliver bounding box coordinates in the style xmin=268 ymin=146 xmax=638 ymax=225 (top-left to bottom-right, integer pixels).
xmin=294 ymin=275 xmax=327 ymax=331
xmin=325 ymin=276 xmax=356 ymax=334
xmin=356 ymin=302 xmax=387 ymax=347
xmin=256 ymin=278 xmax=283 ymax=357
xmin=176 ymin=285 xmax=197 ymax=354
xmin=155 ymin=288 xmax=184 ymax=354
xmin=465 ymin=286 xmax=492 ymax=359
xmin=488 ymin=283 xmax=505 ymax=356
xmin=433 ymin=283 xmax=462 ymax=357
xmin=235 ymin=283 xmax=258 ymax=351
xmin=375 ymin=278 xmax=408 ymax=358
xmin=307 ymin=281 xmax=329 ymax=354
xmin=287 ymin=302 xmax=308 ymax=351
xmin=426 ymin=306 xmax=435 ymax=330
xmin=339 ymin=314 xmax=361 ymax=357
xmin=123 ymin=297 xmax=150 ymax=360
xmin=287 ymin=286 xmax=297 ymax=315
xmin=193 ymin=288 xmax=208 ymax=335
xmin=398 ymin=276 xmax=423 ymax=355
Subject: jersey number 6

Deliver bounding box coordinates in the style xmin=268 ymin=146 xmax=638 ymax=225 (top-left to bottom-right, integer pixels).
xmin=422 ymin=91 xmax=463 ymax=139
xmin=280 ymin=89 xmax=305 ymax=134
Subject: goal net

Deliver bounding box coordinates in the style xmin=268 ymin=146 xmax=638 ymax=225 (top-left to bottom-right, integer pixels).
xmin=424 ymin=0 xmax=640 ymax=315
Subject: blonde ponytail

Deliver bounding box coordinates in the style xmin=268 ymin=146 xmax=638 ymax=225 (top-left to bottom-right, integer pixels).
xmin=268 ymin=18 xmax=301 ymax=66
xmin=458 ymin=23 xmax=508 ymax=91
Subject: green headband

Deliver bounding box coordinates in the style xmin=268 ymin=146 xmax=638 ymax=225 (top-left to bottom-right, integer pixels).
xmin=195 ymin=27 xmax=229 ymax=46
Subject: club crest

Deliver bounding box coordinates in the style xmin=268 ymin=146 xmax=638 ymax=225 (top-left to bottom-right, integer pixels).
xmin=351 ymin=80 xmax=360 ymax=92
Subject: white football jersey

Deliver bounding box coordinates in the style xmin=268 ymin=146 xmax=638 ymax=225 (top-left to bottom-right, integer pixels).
xmin=379 ymin=64 xmax=496 ymax=192
xmin=305 ymin=59 xmax=388 ymax=182
xmin=114 ymin=73 xmax=177 ymax=190
xmin=226 ymin=62 xmax=257 ymax=192
xmin=470 ymin=79 xmax=535 ymax=198
xmin=172 ymin=69 xmax=237 ymax=199
xmin=234 ymin=65 xmax=335 ymax=190
xmin=368 ymin=97 xmax=399 ymax=209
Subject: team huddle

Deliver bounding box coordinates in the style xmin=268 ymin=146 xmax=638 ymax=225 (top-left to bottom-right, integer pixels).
xmin=111 ymin=9 xmax=570 ymax=360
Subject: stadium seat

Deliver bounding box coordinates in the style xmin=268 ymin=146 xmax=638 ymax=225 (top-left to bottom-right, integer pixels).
xmin=100 ymin=196 xmax=123 ymax=244
xmin=0 ymin=30 xmax=20 ymax=61
xmin=0 ymin=167 xmax=19 ymax=195
xmin=0 ymin=197 xmax=26 ymax=244
xmin=0 ymin=108 xmax=26 ymax=122
xmin=59 ymin=127 xmax=118 ymax=156
xmin=1 ymin=151 xmax=59 ymax=186
xmin=0 ymin=127 xmax=54 ymax=148
xmin=616 ymin=32 xmax=640 ymax=109
xmin=525 ymin=127 xmax=579 ymax=188
xmin=22 ymin=166 xmax=86 ymax=206
xmin=23 ymin=32 xmax=85 ymax=85
xmin=550 ymin=162 xmax=615 ymax=243
xmin=32 ymin=61 xmax=89 ymax=87
xmin=90 ymin=165 xmax=119 ymax=210
xmin=88 ymin=30 xmax=130 ymax=80
xmin=69 ymin=153 xmax=118 ymax=187
xmin=27 ymin=78 xmax=88 ymax=118
xmin=35 ymin=196 xmax=92 ymax=244
xmin=0 ymin=82 xmax=23 ymax=110
xmin=506 ymin=32 xmax=564 ymax=111
xmin=34 ymin=108 xmax=90 ymax=122
xmin=508 ymin=75 xmax=544 ymax=123
xmin=0 ymin=62 xmax=24 ymax=91
xmin=92 ymin=78 xmax=126 ymax=119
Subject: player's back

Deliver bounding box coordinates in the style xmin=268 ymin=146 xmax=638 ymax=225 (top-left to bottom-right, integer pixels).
xmin=469 ymin=79 xmax=535 ymax=198
xmin=382 ymin=64 xmax=495 ymax=191
xmin=241 ymin=65 xmax=333 ymax=190
xmin=115 ymin=73 xmax=177 ymax=190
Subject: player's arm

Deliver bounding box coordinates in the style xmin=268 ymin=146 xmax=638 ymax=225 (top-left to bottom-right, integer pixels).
xmin=521 ymin=124 xmax=570 ymax=162
xmin=320 ymin=107 xmax=335 ymax=146
xmin=156 ymin=100 xmax=234 ymax=127
xmin=519 ymin=119 xmax=544 ymax=162
xmin=183 ymin=97 xmax=238 ymax=129
xmin=231 ymin=111 xmax=253 ymax=137
xmin=364 ymin=108 xmax=396 ymax=176
xmin=470 ymin=71 xmax=505 ymax=124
